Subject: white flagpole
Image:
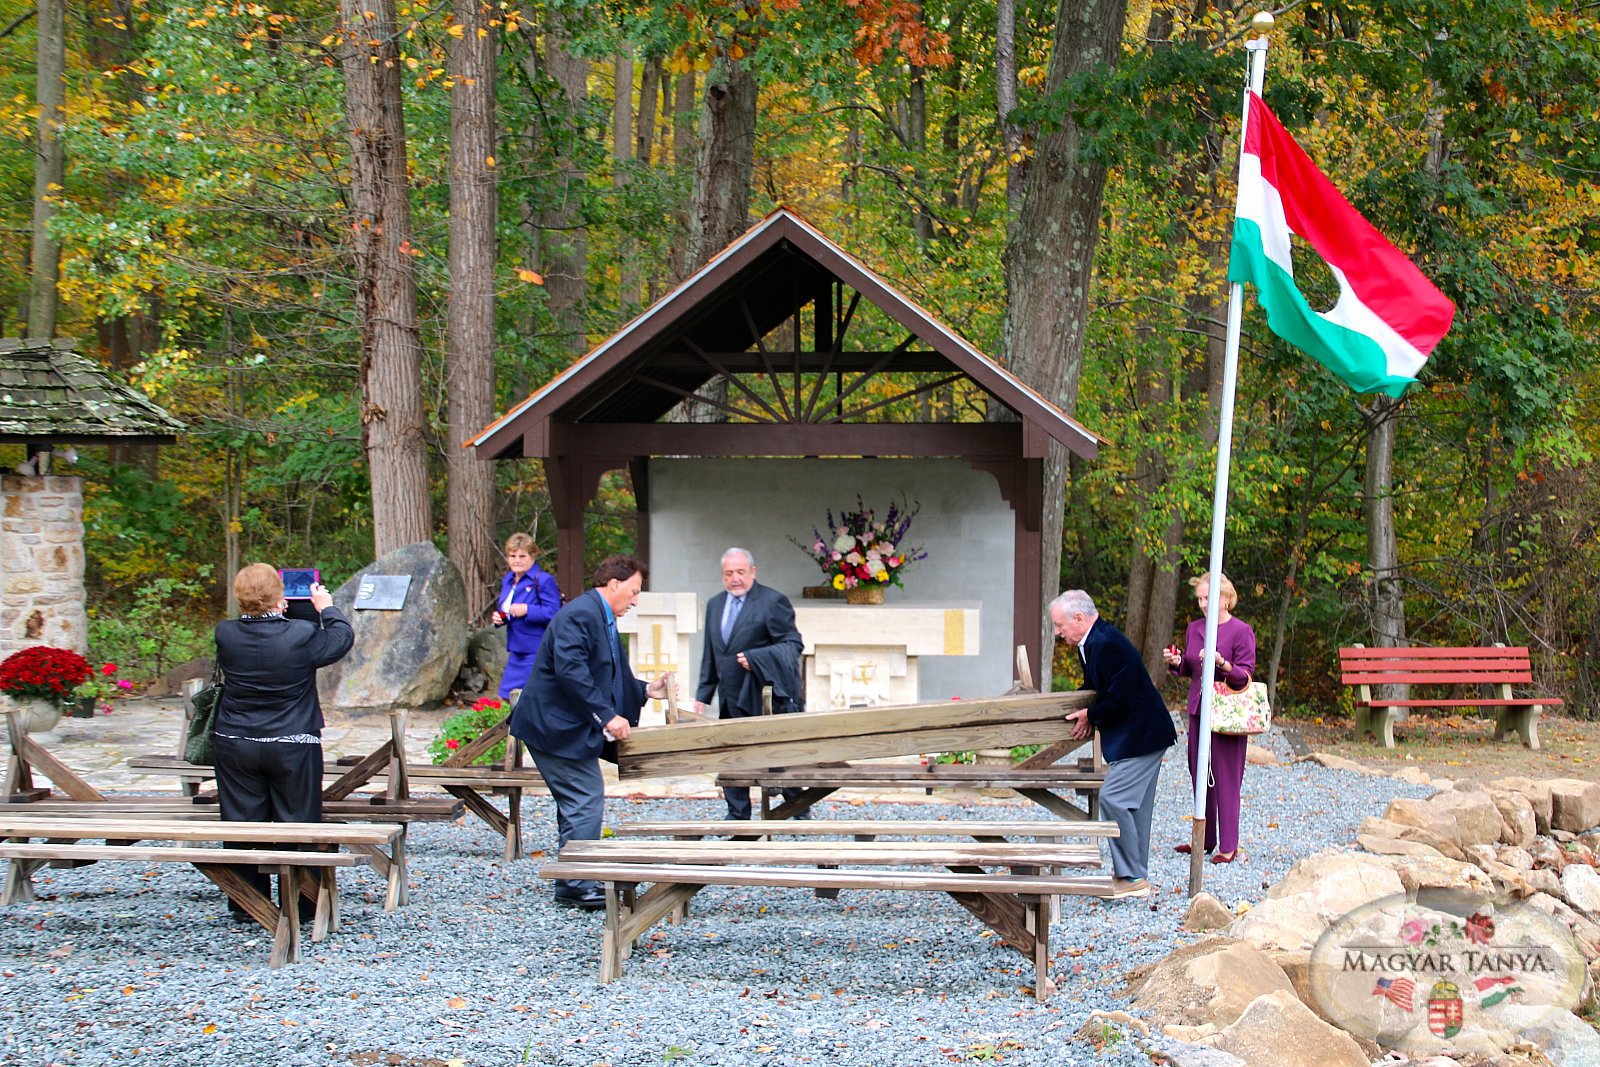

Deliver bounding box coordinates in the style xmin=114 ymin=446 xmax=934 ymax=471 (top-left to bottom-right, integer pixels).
xmin=1189 ymin=14 xmax=1272 ymax=898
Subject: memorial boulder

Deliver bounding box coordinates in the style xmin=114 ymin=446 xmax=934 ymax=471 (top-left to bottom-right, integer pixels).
xmin=317 ymin=541 xmax=469 ymax=712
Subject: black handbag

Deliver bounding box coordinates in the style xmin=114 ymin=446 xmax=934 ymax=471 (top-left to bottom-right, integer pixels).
xmin=184 ymin=663 xmax=223 ymax=765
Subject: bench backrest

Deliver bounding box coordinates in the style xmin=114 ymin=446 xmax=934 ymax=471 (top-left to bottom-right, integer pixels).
xmin=1338 ymin=645 xmax=1533 ymax=686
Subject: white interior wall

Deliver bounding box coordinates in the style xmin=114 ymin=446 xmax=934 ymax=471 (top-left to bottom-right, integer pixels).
xmin=645 ymin=458 xmax=1014 ymax=702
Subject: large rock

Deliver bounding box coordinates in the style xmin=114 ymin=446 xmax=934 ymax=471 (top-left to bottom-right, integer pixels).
xmin=1385 ymin=797 xmax=1460 ymax=844
xmin=1498 ymin=1007 xmax=1600 ymax=1067
xmin=316 ymin=541 xmax=469 ymax=712
xmin=1183 ymin=892 xmax=1235 ymax=932
xmin=1358 ymin=834 xmax=1448 ymax=861
xmin=462 ymin=624 xmax=508 ymax=693
xmin=1426 ymin=790 xmax=1504 ymax=847
xmin=1564 ymin=864 xmax=1600 ymax=918
xmin=1550 ymin=778 xmax=1600 ymax=833
xmin=1133 ymin=939 xmax=1295 ymax=1030
xmin=1230 ymin=852 xmax=1404 ymax=953
xmin=1527 ymin=892 xmax=1600 ymax=959
xmin=1491 ymin=777 xmax=1555 ymax=834
xmin=1359 ymin=816 xmax=1468 ymax=861
xmin=1207 ymin=990 xmax=1368 ymax=1067
xmin=1491 ymin=789 xmax=1539 ymax=848
xmin=1392 ymin=855 xmax=1494 ymax=895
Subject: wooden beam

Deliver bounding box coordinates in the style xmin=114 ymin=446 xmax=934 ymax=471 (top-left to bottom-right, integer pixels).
xmin=555 ymin=422 xmax=1023 ymax=459
xmin=617 ymin=692 xmax=1092 ymax=779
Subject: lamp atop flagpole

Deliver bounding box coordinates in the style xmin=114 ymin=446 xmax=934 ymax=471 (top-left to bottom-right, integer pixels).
xmin=1251 ymin=10 xmax=1275 ymax=31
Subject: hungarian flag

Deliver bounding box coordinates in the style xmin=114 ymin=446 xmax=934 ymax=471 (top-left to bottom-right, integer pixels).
xmin=1228 ymin=93 xmax=1455 ymax=398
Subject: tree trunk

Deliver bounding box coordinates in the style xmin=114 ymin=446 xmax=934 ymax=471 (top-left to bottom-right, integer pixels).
xmin=668 ymin=55 xmax=755 ymax=422
xmin=636 ymin=54 xmax=661 ymax=165
xmin=28 ymin=0 xmax=65 ymax=338
xmin=686 ymin=56 xmax=756 ymax=269
xmin=995 ymin=0 xmax=1023 ymax=220
xmin=907 ymin=63 xmax=931 ymax=247
xmin=669 ymin=70 xmax=697 ymax=279
xmin=446 ymin=0 xmax=499 ymax=617
xmin=613 ymin=52 xmax=641 ymax=309
xmin=996 ymin=0 xmax=1128 ymax=678
xmin=1364 ymin=395 xmax=1408 ymax=705
xmin=338 ymin=0 xmax=432 ymax=556
xmin=542 ymin=12 xmax=589 ymax=359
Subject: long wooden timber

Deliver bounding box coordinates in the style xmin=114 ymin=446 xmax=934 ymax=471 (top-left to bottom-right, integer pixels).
xmin=615 ymin=691 xmax=1094 ymax=780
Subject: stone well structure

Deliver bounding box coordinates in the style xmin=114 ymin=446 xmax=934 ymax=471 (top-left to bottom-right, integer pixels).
xmin=0 ymin=474 xmax=86 ymax=656
xmin=0 ymin=337 xmax=184 ymax=659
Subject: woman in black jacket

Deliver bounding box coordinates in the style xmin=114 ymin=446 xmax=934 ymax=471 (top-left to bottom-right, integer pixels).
xmin=213 ymin=564 xmax=354 ymax=910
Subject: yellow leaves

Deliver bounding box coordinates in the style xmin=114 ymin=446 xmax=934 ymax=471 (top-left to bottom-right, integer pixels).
xmin=202 ymin=1023 xmax=217 ymax=1034
xmin=446 ymin=23 xmax=465 ymax=38
xmin=484 ymin=155 xmax=495 ymax=167
xmin=446 ymin=996 xmax=467 ymax=1009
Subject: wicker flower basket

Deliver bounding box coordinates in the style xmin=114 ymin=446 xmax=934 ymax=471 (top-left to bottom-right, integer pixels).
xmin=844 ymin=584 xmax=885 ymax=605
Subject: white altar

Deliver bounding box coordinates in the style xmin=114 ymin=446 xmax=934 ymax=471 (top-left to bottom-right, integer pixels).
xmin=792 ymin=600 xmax=980 ymax=711
xmin=617 ymin=591 xmax=699 ymax=727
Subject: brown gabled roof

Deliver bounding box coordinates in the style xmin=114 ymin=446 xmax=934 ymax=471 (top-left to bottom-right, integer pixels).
xmin=470 ymin=208 xmax=1102 ymax=460
xmin=0 ymin=338 xmax=185 ymax=444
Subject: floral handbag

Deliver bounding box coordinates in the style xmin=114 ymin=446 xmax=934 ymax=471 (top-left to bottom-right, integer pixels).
xmin=1210 ymin=680 xmax=1272 ymax=735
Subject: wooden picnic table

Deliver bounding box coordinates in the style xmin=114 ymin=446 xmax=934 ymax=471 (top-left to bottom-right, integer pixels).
xmin=542 ymin=816 xmax=1131 ymax=999
xmin=0 ymin=814 xmax=403 ymax=966
xmin=127 ymin=699 xmax=541 ymax=860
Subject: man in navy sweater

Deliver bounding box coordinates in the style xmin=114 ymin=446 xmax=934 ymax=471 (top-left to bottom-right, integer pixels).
xmin=1051 ymin=589 xmax=1176 ymax=897
xmin=510 ymin=555 xmax=668 ymax=910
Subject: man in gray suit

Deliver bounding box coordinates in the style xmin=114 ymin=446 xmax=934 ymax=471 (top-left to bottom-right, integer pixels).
xmin=696 ymin=547 xmax=806 ymax=819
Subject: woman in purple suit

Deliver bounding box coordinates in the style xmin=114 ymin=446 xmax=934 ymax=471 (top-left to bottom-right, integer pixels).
xmin=493 ymin=533 xmax=561 ymax=700
xmin=1164 ymin=572 xmax=1256 ymax=863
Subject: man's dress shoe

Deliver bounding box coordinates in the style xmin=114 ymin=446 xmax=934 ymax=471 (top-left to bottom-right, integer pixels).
xmin=554 ymin=889 xmax=606 ymax=911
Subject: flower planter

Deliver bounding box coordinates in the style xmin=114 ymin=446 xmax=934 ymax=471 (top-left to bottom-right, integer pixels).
xmin=3 ymin=695 xmax=65 ymax=742
xmin=844 ymin=584 xmax=885 ymax=605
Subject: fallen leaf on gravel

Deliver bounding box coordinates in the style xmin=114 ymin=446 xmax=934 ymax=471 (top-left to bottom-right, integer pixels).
xmin=446 ymin=997 xmax=466 ymax=1009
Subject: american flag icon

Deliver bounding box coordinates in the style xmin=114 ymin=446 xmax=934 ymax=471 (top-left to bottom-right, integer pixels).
xmin=1373 ymin=977 xmax=1416 ymax=1011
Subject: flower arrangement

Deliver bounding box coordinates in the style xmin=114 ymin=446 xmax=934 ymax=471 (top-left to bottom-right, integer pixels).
xmin=72 ymin=661 xmax=133 ymax=715
xmin=0 ymin=646 xmax=93 ymax=710
xmin=428 ymin=697 xmax=508 ymax=767
xmin=794 ymin=497 xmax=927 ymax=591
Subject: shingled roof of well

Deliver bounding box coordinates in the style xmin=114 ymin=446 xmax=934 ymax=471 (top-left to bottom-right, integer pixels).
xmin=0 ymin=338 xmax=184 ymax=443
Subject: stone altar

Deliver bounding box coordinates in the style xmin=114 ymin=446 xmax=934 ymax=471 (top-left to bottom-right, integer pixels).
xmin=791 ymin=600 xmax=980 ymax=711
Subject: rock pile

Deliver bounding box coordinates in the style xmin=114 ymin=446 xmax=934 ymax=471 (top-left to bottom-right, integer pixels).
xmin=1128 ymin=769 xmax=1600 ymax=1067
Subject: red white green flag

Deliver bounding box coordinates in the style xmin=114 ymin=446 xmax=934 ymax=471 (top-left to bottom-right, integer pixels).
xmin=1227 ymin=92 xmax=1456 ymax=398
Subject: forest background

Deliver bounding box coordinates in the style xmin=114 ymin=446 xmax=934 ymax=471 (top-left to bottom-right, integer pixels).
xmin=1 ymin=0 xmax=1596 ymax=718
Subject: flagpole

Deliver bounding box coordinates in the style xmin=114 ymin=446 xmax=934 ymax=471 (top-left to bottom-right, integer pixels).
xmin=1189 ymin=12 xmax=1273 ymax=899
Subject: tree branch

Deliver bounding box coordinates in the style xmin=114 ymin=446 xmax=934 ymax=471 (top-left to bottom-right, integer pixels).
xmin=0 ymin=7 xmax=37 ymax=38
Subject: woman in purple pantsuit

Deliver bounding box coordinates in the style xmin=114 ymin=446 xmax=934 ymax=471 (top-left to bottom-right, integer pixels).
xmin=1163 ymin=573 xmax=1256 ymax=863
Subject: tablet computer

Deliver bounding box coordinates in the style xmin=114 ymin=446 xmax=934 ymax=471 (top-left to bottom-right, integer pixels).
xmin=280 ymin=568 xmax=320 ymax=600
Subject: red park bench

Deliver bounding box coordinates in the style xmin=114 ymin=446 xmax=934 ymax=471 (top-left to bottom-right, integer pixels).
xmin=1338 ymin=643 xmax=1563 ymax=750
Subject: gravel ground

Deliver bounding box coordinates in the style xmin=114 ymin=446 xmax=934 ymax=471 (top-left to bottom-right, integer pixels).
xmin=0 ymin=738 xmax=1430 ymax=1067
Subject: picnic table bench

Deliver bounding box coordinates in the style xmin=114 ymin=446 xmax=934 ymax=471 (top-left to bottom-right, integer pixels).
xmin=0 ymin=815 xmax=402 ymax=967
xmin=128 ymin=697 xmax=541 ymax=860
xmin=1338 ymin=643 xmax=1563 ymax=749
xmin=541 ymin=818 xmax=1126 ymax=999
xmin=714 ymin=746 xmax=1105 ymax=821
xmin=4 ymin=709 xmax=454 ymax=909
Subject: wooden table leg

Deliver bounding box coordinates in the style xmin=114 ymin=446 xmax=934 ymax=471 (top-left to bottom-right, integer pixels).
xmin=272 ymin=864 xmax=301 ymax=967
xmin=312 ymin=867 xmax=335 ymax=942
xmin=384 ymin=833 xmax=406 ymax=912
xmin=599 ymin=881 xmax=626 ymax=983
xmin=503 ymin=787 xmax=523 ymax=862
